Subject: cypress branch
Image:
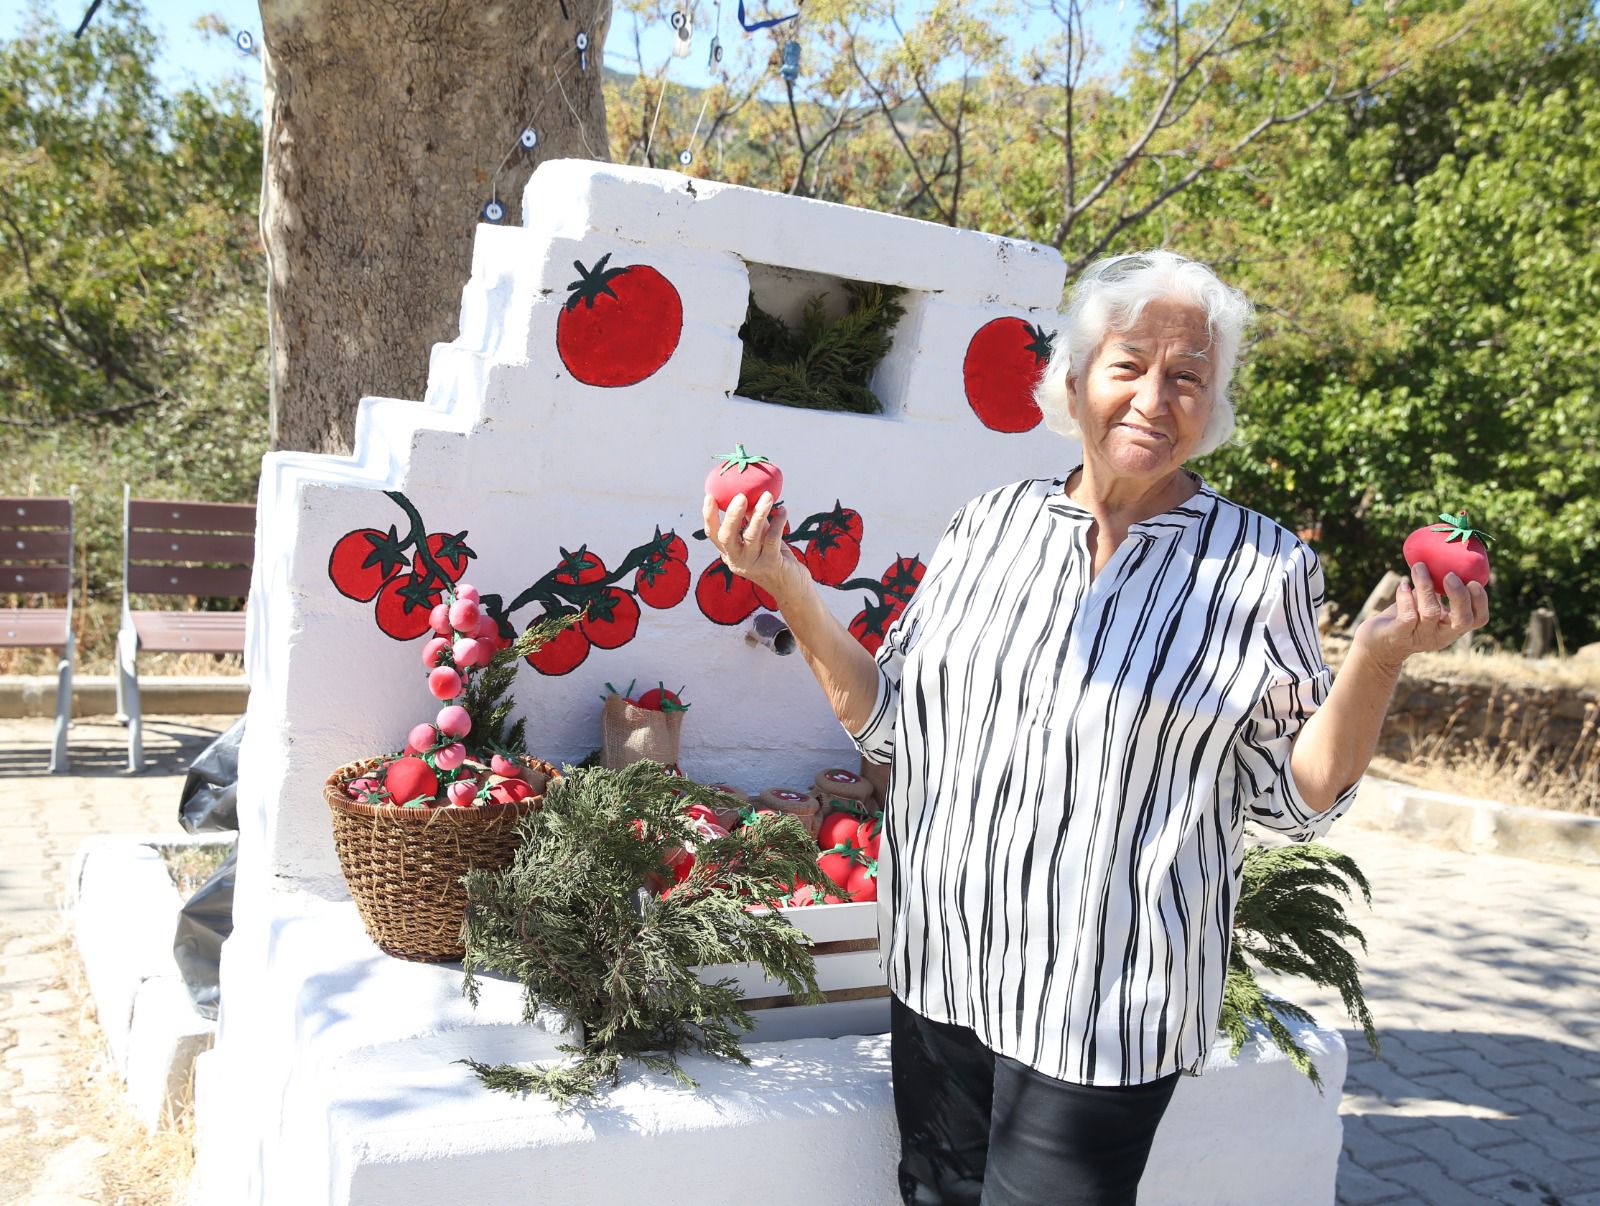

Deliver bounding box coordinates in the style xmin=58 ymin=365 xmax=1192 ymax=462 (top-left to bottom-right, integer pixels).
xmin=1221 ymin=841 xmax=1379 ymax=1090
xmin=459 ymin=760 xmax=834 ymax=1104
xmin=736 ymin=280 xmax=906 ymax=414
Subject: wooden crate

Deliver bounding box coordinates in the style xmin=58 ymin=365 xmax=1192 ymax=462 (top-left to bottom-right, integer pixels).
xmin=698 ymin=900 xmax=889 ymax=1042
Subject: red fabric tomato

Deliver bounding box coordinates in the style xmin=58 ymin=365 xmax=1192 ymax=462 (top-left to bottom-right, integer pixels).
xmin=635 ymin=557 xmax=690 ymax=608
xmin=818 ymin=812 xmax=863 ymax=852
xmin=962 ymin=316 xmax=1052 ymax=433
xmin=695 ymin=560 xmax=760 ymax=626
xmin=577 ymin=587 xmax=641 ymax=649
xmin=557 ymin=254 xmax=683 ymax=387
xmin=374 ymin=572 xmax=445 ymax=641
xmin=817 ymin=845 xmax=858 ymax=891
xmin=408 ymin=531 xmax=472 ymax=583
xmin=328 ymin=526 xmax=410 ymax=602
xmin=704 ymin=444 xmax=783 ymax=513
xmin=802 ymin=529 xmax=861 ymax=586
xmin=845 ymin=862 xmax=878 ymax=903
xmin=1402 ymin=511 xmax=1492 ymax=588
xmin=525 ymin=612 xmax=591 ymax=675
xmin=384 ymin=756 xmax=438 ymax=806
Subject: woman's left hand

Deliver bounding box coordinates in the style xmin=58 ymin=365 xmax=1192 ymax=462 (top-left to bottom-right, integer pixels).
xmin=1355 ymin=562 xmax=1491 ymax=672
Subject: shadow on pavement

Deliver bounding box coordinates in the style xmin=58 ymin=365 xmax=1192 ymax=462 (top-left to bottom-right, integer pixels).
xmin=0 ymin=715 xmax=235 ymax=779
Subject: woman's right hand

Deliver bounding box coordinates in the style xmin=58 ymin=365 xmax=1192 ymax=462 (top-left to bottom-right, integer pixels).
xmin=702 ymin=490 xmax=812 ymax=608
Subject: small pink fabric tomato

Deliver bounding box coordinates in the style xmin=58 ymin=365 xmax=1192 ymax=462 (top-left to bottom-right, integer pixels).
xmin=407 ymin=723 xmax=438 ymax=753
xmin=435 ymin=743 xmax=467 ymax=771
xmin=447 ymin=780 xmax=478 ymax=807
xmin=429 ymin=602 xmax=453 ymax=637
xmin=490 ymin=754 xmax=522 ymax=779
xmin=449 ymin=599 xmax=481 ymax=632
xmin=474 ymin=613 xmax=499 ymax=641
xmin=452 ymin=637 xmax=486 ymax=668
xmin=428 ymin=666 xmax=462 ymax=700
xmin=455 ymin=583 xmax=481 ymax=604
xmin=421 ymin=636 xmax=451 ymax=668
xmin=436 ymin=704 xmax=472 ymax=738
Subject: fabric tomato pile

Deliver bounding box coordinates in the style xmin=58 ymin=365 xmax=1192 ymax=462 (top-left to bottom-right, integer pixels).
xmin=341 ymin=579 xmax=540 ymax=809
xmin=641 ymin=765 xmax=885 ymax=908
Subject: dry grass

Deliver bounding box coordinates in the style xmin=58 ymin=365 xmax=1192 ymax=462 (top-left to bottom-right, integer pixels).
xmin=1324 ymin=634 xmax=1600 ymax=692
xmin=1 ymin=920 xmax=197 ymax=1205
xmin=157 ymin=843 xmax=233 ymax=897
xmin=1372 ymin=693 xmax=1600 ymax=818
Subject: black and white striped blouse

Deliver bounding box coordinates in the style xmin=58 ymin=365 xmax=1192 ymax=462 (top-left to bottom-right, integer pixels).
xmin=847 ymin=471 xmax=1358 ymax=1086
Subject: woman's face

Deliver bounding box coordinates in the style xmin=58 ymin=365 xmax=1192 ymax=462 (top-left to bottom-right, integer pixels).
xmin=1068 ymin=298 xmax=1215 ymax=482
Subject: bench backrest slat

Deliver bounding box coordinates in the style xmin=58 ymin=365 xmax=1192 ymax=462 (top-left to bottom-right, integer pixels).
xmin=128 ymin=564 xmax=254 ymax=598
xmin=1 ymin=565 xmax=71 ymax=593
xmin=128 ymin=530 xmax=254 ymax=567
xmin=129 ymin=499 xmax=256 ymax=534
xmin=125 ymin=494 xmax=255 ymax=602
xmin=0 ymin=530 xmax=72 ymax=562
xmin=0 ymin=498 xmax=72 ymax=528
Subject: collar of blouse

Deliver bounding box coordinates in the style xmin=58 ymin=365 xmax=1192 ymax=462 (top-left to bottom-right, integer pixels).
xmin=1039 ymin=467 xmax=1217 ymax=535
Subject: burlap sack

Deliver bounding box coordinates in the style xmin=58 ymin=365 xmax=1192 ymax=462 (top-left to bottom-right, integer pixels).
xmin=813 ymin=767 xmax=875 ymax=802
xmin=601 ymin=693 xmax=685 ymax=771
xmin=757 ymin=787 xmax=822 ymax=837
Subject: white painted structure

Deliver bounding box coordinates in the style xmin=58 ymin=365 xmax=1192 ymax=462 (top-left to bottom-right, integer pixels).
xmin=68 ymin=834 xmax=224 ymax=1131
xmin=193 ymin=160 xmax=1345 ymax=1204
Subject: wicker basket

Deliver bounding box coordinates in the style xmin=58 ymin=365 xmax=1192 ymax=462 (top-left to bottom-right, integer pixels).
xmin=324 ymin=754 xmax=561 ymax=962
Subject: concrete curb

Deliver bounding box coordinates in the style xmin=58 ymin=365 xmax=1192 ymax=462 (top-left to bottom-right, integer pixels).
xmin=1351 ymin=775 xmax=1600 ymax=868
xmin=0 ymin=675 xmax=248 ymax=719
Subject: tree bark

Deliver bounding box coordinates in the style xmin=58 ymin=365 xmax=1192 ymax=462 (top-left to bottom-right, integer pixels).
xmin=259 ymin=1 xmax=613 ymax=455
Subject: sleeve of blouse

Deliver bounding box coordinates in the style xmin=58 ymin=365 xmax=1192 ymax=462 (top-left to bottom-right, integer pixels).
xmin=1232 ymin=540 xmax=1359 ymax=843
xmin=845 ymin=502 xmax=969 ymax=766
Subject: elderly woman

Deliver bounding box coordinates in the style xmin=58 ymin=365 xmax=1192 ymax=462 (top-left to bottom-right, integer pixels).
xmin=702 ymin=250 xmax=1488 ymax=1206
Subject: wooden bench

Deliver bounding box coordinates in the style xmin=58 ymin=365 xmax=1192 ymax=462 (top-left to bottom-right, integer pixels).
xmin=0 ymin=494 xmax=76 ymax=772
xmin=117 ymin=487 xmax=255 ymax=771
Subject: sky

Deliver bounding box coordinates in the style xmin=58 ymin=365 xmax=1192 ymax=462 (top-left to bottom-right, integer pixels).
xmin=0 ymin=1 xmax=1141 ymax=107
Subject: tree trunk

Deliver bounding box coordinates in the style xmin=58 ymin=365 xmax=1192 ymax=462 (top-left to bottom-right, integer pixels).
xmin=258 ymin=1 xmax=613 ymax=455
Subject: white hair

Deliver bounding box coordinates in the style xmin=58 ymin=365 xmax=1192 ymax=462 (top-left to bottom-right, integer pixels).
xmin=1033 ymin=249 xmax=1254 ymax=458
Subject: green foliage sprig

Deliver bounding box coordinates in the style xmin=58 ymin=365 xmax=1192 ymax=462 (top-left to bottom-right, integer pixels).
xmin=736 ymin=281 xmax=906 ymax=414
xmin=458 ymin=760 xmax=836 ymax=1105
xmin=1220 ymin=842 xmax=1378 ymax=1090
xmin=459 ymin=611 xmax=580 ymax=756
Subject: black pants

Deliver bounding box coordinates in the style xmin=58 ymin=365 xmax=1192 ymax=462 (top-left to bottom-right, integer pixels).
xmin=890 ymin=995 xmax=1181 ymax=1206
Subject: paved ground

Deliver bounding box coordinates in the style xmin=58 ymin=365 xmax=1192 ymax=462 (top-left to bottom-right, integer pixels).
xmin=0 ymin=714 xmax=230 ymax=1206
xmin=0 ymin=713 xmax=1597 ymax=1204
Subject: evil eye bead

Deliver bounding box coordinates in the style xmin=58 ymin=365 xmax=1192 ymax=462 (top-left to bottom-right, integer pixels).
xmin=235 ymin=30 xmax=254 ymax=52
xmin=519 ymin=127 xmax=539 ymax=150
xmin=678 ymin=149 xmax=694 ymax=166
xmin=481 ymin=199 xmax=505 ymax=223
xmin=670 ymin=10 xmax=687 ymax=30
xmin=575 ymin=31 xmax=590 ymax=50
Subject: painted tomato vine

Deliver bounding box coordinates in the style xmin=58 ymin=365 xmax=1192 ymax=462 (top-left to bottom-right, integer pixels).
xmin=329 ymin=494 xmax=925 ymax=669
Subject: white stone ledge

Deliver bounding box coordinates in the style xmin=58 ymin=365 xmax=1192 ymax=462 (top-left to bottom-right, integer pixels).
xmin=192 ymin=888 xmax=1343 ymax=1206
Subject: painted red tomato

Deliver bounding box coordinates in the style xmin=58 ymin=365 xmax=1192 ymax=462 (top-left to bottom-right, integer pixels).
xmin=525 ymin=612 xmax=591 ymax=675
xmin=554 ymin=546 xmax=607 ymax=587
xmin=1402 ymin=510 xmax=1492 ymax=588
xmin=374 ymin=572 xmax=445 ymax=640
xmin=635 ymin=557 xmax=691 ymax=609
xmin=695 ymin=560 xmax=760 ymax=626
xmin=651 ymin=527 xmax=689 ymax=564
xmin=818 ymin=502 xmax=863 ymax=545
xmin=963 ymin=316 xmax=1053 ymax=433
xmin=578 ymin=587 xmax=641 ymax=649
xmin=881 ymin=555 xmax=925 ymax=602
xmin=329 ymin=526 xmax=410 ymax=602
xmin=413 ymin=531 xmax=473 ymax=582
xmin=557 ymin=253 xmax=683 ymax=387
xmin=803 ymin=529 xmax=861 ymax=586
xmin=704 ymin=444 xmax=783 ymax=513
